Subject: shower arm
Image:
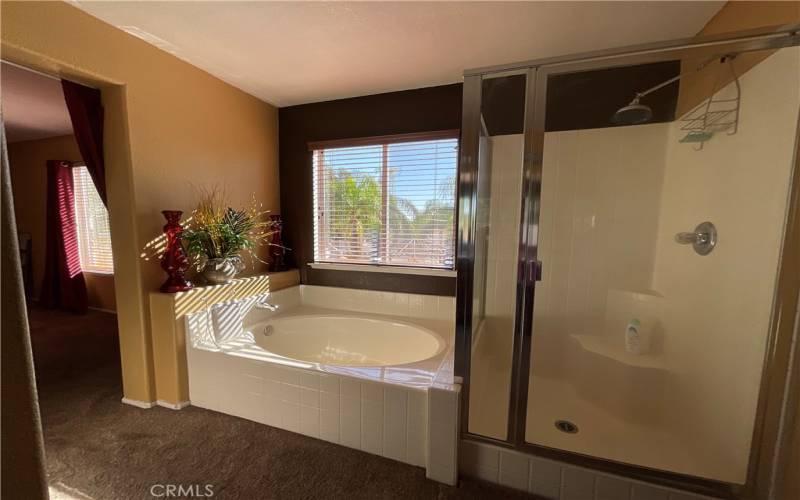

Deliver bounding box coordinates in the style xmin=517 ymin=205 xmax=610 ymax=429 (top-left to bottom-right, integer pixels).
xmin=631 ymin=54 xmax=731 ymax=102
xmin=633 ymin=74 xmax=682 ymax=100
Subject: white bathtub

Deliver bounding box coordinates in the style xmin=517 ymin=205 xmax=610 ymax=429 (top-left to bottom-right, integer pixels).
xmin=185 ymin=285 xmax=461 ymax=485
xmin=250 ymin=313 xmax=445 ymax=367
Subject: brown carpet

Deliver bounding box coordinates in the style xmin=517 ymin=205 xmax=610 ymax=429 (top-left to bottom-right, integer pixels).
xmin=29 ymin=306 xmax=534 ymax=500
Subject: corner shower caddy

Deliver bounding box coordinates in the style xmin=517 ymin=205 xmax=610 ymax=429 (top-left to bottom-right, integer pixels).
xmin=679 ymin=55 xmax=741 ymax=150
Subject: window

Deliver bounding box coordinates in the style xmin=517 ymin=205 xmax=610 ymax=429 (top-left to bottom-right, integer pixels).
xmin=73 ymin=166 xmax=114 ymax=274
xmin=312 ymin=132 xmax=458 ymax=270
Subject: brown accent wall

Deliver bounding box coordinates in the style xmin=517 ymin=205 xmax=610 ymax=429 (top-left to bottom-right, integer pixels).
xmin=7 ymin=134 xmax=117 ymax=311
xmin=278 ymin=84 xmax=462 ymax=295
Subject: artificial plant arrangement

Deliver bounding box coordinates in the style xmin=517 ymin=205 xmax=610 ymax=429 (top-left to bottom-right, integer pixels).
xmin=182 ymin=187 xmax=278 ymax=284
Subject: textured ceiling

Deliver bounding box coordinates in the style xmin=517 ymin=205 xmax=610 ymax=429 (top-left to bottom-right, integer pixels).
xmin=1 ymin=63 xmax=73 ymax=143
xmin=72 ymin=1 xmax=724 ymax=107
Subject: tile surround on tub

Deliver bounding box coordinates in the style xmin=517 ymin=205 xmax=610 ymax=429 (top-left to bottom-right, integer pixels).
xmin=406 ymin=389 xmax=428 ymax=467
xmin=427 ymin=386 xmax=461 ymax=485
xmin=187 ymin=344 xmax=435 ymax=469
xmin=300 ymin=284 xmax=455 ymax=322
xmin=185 ymin=285 xmax=460 ymax=483
xmin=459 ymin=440 xmax=722 ymax=500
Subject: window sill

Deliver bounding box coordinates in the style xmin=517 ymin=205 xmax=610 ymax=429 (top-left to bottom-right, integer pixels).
xmin=83 ymin=270 xmax=115 ymax=276
xmin=308 ymin=262 xmax=456 ymax=277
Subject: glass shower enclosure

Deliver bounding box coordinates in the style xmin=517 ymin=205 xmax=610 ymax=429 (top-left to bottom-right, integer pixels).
xmin=455 ymin=25 xmax=800 ymax=495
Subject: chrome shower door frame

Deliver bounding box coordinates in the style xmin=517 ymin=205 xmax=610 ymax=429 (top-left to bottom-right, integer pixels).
xmin=455 ymin=24 xmax=800 ymax=499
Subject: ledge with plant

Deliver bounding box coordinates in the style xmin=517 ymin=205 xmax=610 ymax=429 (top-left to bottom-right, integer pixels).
xmin=182 ymin=188 xmax=279 ymax=285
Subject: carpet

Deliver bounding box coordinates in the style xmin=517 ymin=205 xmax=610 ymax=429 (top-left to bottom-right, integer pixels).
xmin=29 ymin=306 xmax=534 ymax=500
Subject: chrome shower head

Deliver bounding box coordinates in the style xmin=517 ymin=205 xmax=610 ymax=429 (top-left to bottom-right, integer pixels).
xmin=611 ymin=96 xmax=653 ymax=125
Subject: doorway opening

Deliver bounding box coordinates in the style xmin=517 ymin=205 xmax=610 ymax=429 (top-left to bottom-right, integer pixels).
xmin=2 ymin=61 xmax=124 ymax=497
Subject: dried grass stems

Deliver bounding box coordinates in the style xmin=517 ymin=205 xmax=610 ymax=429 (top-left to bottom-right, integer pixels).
xmin=183 ymin=186 xmax=277 ymax=270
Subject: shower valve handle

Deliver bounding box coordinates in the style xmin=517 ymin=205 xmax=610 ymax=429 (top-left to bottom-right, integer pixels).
xmin=675 ymin=231 xmax=709 ymax=245
xmin=674 ymin=221 xmax=717 ymax=256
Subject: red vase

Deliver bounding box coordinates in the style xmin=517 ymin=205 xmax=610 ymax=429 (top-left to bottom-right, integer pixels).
xmin=159 ymin=210 xmax=193 ymax=293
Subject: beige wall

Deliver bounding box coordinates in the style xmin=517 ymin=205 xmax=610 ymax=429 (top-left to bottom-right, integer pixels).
xmin=7 ymin=134 xmax=117 ymax=311
xmin=1 ymin=1 xmax=279 ymax=403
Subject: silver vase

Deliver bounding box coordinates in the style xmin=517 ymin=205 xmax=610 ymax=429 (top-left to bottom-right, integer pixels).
xmin=201 ymin=257 xmax=245 ymax=285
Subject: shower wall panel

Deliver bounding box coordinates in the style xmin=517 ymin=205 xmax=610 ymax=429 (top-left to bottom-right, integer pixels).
xmin=525 ymin=46 xmax=800 ymax=484
xmin=649 ymin=46 xmax=800 ymax=481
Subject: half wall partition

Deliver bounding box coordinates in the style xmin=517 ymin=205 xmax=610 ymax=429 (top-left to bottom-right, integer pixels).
xmin=455 ymin=25 xmax=800 ymax=497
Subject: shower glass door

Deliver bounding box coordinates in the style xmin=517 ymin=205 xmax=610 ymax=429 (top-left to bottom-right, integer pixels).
xmin=523 ymin=43 xmax=800 ymax=484
xmin=461 ymin=70 xmax=528 ymax=441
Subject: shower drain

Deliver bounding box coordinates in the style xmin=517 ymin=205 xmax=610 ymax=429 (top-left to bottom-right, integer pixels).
xmin=554 ymin=420 xmax=579 ymax=434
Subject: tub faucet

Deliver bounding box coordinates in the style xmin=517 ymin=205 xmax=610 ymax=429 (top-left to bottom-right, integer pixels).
xmin=255 ymin=300 xmax=279 ymax=312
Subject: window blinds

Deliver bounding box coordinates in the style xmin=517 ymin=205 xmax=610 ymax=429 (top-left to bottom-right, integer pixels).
xmin=73 ymin=165 xmax=114 ymax=274
xmin=312 ymin=134 xmax=458 ymax=269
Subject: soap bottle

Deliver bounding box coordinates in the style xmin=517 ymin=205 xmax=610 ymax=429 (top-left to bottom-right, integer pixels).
xmin=625 ymin=318 xmax=643 ymax=355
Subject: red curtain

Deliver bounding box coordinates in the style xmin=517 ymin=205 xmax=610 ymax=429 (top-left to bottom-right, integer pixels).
xmin=61 ymin=80 xmax=107 ymax=205
xmin=40 ymin=161 xmax=88 ymax=313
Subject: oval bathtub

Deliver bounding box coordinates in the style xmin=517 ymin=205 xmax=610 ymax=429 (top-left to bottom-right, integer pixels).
xmin=249 ymin=314 xmax=445 ymax=366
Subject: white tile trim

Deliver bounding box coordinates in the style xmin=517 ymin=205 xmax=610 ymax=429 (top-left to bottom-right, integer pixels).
xmin=459 ymin=440 xmax=720 ymax=500
xmin=121 ymin=397 xmax=155 ymax=409
xmin=426 ymin=386 xmax=461 ymax=485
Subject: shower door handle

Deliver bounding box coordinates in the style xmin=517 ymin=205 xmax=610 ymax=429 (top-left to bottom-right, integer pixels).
xmin=527 ymin=259 xmax=543 ymax=283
